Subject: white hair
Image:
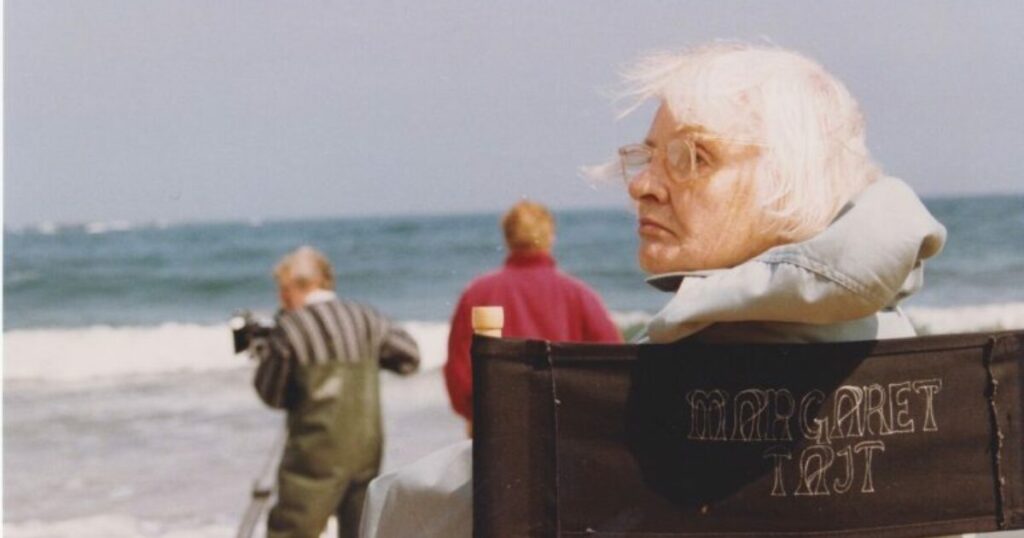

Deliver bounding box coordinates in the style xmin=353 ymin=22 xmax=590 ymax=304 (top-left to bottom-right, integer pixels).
xmin=274 ymin=246 xmax=335 ymax=290
xmin=620 ymin=43 xmax=880 ymax=241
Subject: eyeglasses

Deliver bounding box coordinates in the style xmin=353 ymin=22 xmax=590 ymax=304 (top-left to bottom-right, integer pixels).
xmin=617 ymin=135 xmax=764 ymax=186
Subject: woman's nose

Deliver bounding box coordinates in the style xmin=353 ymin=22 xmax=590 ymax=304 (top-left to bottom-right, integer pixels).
xmin=627 ymin=165 xmax=669 ymax=203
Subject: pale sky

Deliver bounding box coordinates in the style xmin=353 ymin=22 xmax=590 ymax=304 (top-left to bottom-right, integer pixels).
xmin=6 ymin=1 xmax=1023 ymax=227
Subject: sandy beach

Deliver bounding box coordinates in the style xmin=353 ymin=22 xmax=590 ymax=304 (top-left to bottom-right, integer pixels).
xmin=5 ymin=306 xmax=1024 ymax=536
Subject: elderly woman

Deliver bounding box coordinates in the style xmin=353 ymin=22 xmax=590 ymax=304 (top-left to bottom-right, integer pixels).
xmin=359 ymin=43 xmax=945 ymax=538
xmin=621 ymin=44 xmax=944 ymax=344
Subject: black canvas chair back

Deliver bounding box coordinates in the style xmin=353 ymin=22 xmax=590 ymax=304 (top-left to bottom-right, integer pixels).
xmin=472 ymin=330 xmax=1024 ymax=538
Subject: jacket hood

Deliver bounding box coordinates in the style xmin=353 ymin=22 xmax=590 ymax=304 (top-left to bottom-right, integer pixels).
xmin=644 ymin=176 xmax=947 ymax=343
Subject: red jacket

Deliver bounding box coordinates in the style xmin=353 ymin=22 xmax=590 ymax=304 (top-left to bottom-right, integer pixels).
xmin=444 ymin=251 xmax=622 ymax=420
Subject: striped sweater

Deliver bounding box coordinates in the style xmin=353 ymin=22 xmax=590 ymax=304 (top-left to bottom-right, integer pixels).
xmin=253 ymin=296 xmax=420 ymax=409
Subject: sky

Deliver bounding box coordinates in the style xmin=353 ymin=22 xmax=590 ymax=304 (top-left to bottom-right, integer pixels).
xmin=5 ymin=1 xmax=1023 ymax=227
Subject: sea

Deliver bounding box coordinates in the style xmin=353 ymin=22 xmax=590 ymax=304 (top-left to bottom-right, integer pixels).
xmin=5 ymin=198 xmax=1024 ymax=537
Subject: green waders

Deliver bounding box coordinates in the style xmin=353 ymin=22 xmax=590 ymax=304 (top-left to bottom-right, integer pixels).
xmin=267 ymin=354 xmax=383 ymax=538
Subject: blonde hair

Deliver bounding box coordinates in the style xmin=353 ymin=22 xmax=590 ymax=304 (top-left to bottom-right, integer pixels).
xmin=274 ymin=246 xmax=335 ymax=290
xmin=620 ymin=43 xmax=880 ymax=241
xmin=502 ymin=201 xmax=555 ymax=252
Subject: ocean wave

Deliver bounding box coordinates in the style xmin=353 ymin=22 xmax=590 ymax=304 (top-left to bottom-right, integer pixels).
xmin=609 ymin=310 xmax=654 ymax=328
xmin=10 ymin=219 xmax=187 ymax=237
xmin=3 ymin=321 xmax=451 ymax=383
xmin=905 ymin=302 xmax=1024 ymax=335
xmin=5 ymin=304 xmax=1023 ymax=383
xmin=4 ymin=270 xmax=42 ymax=286
xmin=36 ymin=221 xmax=59 ymax=235
xmin=85 ymin=220 xmax=135 ymax=235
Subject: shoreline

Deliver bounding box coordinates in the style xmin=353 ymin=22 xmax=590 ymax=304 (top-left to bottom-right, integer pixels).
xmin=5 ymin=302 xmax=1024 ymax=385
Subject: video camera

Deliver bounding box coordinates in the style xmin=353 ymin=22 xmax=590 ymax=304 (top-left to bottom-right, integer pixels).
xmin=230 ymin=310 xmax=274 ymax=355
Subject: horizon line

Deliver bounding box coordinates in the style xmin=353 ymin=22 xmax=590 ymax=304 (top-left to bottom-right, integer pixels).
xmin=5 ymin=191 xmax=1022 ymax=232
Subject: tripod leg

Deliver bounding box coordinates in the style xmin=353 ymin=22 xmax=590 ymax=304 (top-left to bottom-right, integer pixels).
xmin=236 ymin=428 xmax=288 ymax=538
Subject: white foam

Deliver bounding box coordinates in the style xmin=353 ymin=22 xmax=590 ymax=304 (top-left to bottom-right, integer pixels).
xmin=3 ymin=321 xmax=452 ymax=383
xmin=84 ymin=220 xmax=134 ymax=234
xmin=609 ymin=309 xmax=653 ymax=328
xmin=402 ymin=321 xmax=449 ymax=371
xmin=5 ymin=323 xmax=240 ymax=382
xmin=5 ymin=515 xmax=234 ymax=538
xmin=906 ymin=302 xmax=1024 ymax=335
xmin=6 ymin=303 xmax=1023 ymax=384
xmin=35 ymin=221 xmax=59 ymax=235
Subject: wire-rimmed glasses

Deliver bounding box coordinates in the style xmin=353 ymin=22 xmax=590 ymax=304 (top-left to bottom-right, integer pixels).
xmin=618 ymin=135 xmax=764 ymax=185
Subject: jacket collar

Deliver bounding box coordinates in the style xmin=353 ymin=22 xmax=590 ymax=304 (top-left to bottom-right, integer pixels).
xmin=304 ymin=288 xmax=337 ymax=305
xmin=645 ymin=270 xmax=720 ymax=292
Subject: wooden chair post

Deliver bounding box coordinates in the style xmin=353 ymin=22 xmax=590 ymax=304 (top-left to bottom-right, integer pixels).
xmin=468 ymin=306 xmax=504 ymax=437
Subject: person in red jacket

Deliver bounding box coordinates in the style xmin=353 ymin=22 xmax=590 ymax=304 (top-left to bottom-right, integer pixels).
xmin=444 ymin=200 xmax=622 ymax=425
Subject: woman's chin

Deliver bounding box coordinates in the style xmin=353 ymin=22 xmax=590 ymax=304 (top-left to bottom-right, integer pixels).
xmin=639 ymin=249 xmax=692 ymax=275
xmin=639 ymin=245 xmax=733 ymax=274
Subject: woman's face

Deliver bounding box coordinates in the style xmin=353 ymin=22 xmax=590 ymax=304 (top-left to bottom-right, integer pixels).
xmin=628 ymin=104 xmax=778 ymax=274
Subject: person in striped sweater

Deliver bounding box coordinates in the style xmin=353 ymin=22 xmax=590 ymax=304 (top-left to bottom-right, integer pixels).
xmin=251 ymin=246 xmax=419 ymax=538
